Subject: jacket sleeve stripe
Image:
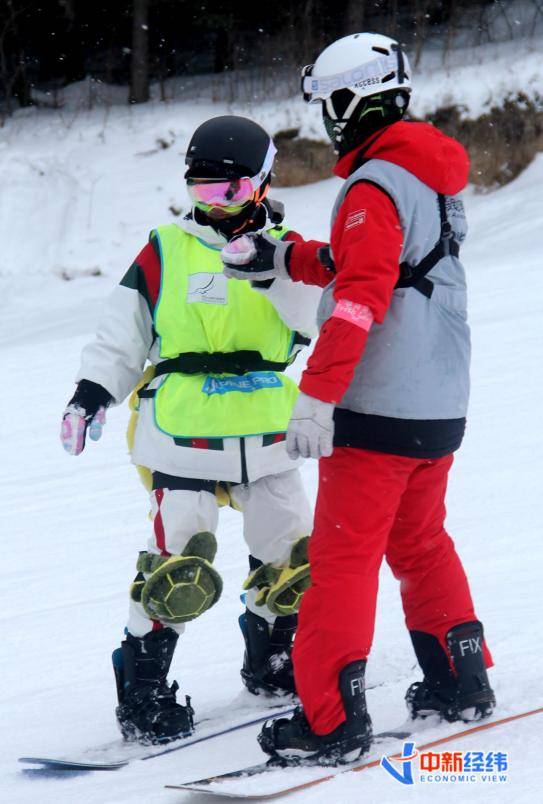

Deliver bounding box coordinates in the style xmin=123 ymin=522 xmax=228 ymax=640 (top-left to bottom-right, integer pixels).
xmin=120 ymin=238 xmax=162 ymax=316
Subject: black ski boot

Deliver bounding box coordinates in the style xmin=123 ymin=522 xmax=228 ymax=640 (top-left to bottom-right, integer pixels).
xmin=406 ymin=621 xmax=495 ymax=723
xmin=239 ymin=609 xmax=297 ymax=697
xmin=112 ymin=628 xmax=194 ymax=744
xmin=258 ymin=660 xmax=372 ymax=765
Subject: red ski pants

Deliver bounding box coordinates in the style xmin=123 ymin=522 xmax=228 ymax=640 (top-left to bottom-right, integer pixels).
xmin=292 ymin=448 xmax=490 ymax=735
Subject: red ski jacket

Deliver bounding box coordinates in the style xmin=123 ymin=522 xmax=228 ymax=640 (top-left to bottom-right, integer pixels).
xmin=288 ymin=121 xmax=470 ymax=404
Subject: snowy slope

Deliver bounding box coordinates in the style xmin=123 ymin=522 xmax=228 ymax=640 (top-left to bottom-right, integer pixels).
xmin=3 ymin=157 xmax=543 ymax=803
xmin=2 ymin=60 xmax=543 ymax=803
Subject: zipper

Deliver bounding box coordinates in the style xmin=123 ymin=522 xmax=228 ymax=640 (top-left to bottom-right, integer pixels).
xmin=240 ymin=437 xmax=249 ymax=485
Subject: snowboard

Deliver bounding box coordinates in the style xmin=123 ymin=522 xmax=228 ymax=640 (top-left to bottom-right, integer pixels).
xmin=18 ymin=702 xmax=297 ymax=772
xmin=165 ymin=706 xmax=543 ymax=799
xmin=19 ymin=757 xmax=129 ymax=771
xmin=18 ymin=671 xmax=398 ymax=772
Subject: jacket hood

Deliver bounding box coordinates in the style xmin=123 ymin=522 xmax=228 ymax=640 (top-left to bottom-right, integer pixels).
xmin=334 ymin=121 xmax=470 ymax=195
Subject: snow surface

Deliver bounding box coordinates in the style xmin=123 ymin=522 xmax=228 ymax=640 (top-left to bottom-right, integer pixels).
xmin=2 ymin=45 xmax=543 ymax=803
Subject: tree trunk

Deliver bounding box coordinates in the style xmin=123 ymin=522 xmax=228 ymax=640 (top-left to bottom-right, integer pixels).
xmin=0 ymin=0 xmax=32 ymax=116
xmin=346 ymin=0 xmax=366 ymax=34
xmin=387 ymin=0 xmax=399 ymax=38
xmin=412 ymin=0 xmax=430 ymax=67
xmin=214 ymin=27 xmax=233 ymax=73
xmin=12 ymin=55 xmax=32 ymax=107
xmin=129 ymin=0 xmax=149 ymax=104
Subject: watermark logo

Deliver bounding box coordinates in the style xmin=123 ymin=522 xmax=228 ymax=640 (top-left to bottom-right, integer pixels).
xmin=380 ymin=741 xmax=418 ymax=785
xmin=381 ymin=743 xmax=509 ymax=785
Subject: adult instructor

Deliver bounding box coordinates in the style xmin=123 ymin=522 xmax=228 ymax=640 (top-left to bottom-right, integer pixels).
xmin=222 ymin=33 xmax=495 ymax=765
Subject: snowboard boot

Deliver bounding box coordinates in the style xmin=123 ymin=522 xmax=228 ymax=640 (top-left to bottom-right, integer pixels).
xmin=239 ymin=609 xmax=297 ymax=698
xmin=112 ymin=628 xmax=194 ymax=744
xmin=406 ymin=621 xmax=496 ymax=723
xmin=258 ymin=660 xmax=373 ymax=765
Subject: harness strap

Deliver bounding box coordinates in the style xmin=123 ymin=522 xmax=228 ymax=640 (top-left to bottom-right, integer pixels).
xmin=396 ymin=193 xmax=459 ymax=299
xmin=293 ymin=332 xmax=312 ymax=348
xmin=137 ymin=349 xmax=297 ymax=399
xmin=156 ymin=351 xmax=291 ymax=376
xmin=340 ymin=180 xmax=460 ymax=300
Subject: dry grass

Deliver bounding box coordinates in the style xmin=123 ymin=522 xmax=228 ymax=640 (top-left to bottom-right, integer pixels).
xmin=273 ymin=94 xmax=543 ymax=190
xmin=273 ymin=129 xmax=335 ymax=187
xmin=428 ymin=94 xmax=543 ymax=189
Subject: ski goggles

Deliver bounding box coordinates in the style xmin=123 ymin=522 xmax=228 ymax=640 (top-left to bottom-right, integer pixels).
xmin=301 ymin=50 xmax=406 ymax=102
xmin=187 ymin=177 xmax=259 ymax=214
xmin=187 ymin=140 xmax=277 ymax=214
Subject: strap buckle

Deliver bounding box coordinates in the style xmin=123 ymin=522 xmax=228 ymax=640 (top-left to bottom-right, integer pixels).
xmin=400 ymin=263 xmax=414 ymax=281
xmin=441 ymin=221 xmax=454 ymax=240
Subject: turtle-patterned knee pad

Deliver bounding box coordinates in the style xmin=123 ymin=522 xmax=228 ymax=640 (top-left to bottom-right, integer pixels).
xmin=130 ymin=532 xmax=223 ymax=624
xmin=243 ymin=536 xmax=311 ymax=616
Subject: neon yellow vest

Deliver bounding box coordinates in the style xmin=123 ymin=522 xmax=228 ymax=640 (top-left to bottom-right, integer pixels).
xmin=151 ymin=224 xmax=300 ymax=439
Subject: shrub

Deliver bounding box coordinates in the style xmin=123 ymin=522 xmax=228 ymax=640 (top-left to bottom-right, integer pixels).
xmin=273 ymin=94 xmax=543 ymax=189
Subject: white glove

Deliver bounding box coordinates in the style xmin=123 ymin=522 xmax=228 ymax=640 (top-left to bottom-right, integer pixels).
xmin=221 ymin=232 xmax=292 ymax=281
xmin=286 ymin=392 xmax=335 ymax=460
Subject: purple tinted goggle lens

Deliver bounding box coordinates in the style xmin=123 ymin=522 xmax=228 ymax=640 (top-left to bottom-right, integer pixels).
xmin=187 ymin=177 xmax=255 ymax=210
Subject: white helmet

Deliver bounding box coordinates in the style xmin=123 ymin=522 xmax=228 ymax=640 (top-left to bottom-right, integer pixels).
xmin=301 ymin=33 xmax=412 ymax=155
xmin=301 ymin=33 xmax=411 ymax=103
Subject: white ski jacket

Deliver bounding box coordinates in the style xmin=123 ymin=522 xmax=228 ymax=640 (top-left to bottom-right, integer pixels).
xmin=75 ymin=211 xmax=321 ymax=483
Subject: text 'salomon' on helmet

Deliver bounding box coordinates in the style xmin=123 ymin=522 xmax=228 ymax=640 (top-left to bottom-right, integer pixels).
xmin=184 ymin=115 xmax=276 ymax=231
xmin=301 ymin=33 xmax=412 ymax=156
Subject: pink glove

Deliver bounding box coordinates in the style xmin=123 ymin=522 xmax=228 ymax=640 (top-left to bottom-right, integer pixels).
xmin=60 ymin=380 xmax=112 ymax=455
xmin=61 ymin=405 xmax=107 ymax=455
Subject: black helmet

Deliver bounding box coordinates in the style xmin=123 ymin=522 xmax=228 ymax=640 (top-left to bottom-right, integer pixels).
xmin=185 ymin=115 xmax=276 ymax=181
xmin=185 ymin=116 xmax=277 ymax=237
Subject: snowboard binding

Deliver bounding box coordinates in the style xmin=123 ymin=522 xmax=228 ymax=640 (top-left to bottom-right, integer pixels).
xmin=113 ymin=628 xmax=194 ymax=744
xmin=239 ymin=609 xmax=297 ymax=698
xmin=407 ymin=621 xmax=495 ymax=723
xmin=258 ymin=660 xmax=372 ymax=766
